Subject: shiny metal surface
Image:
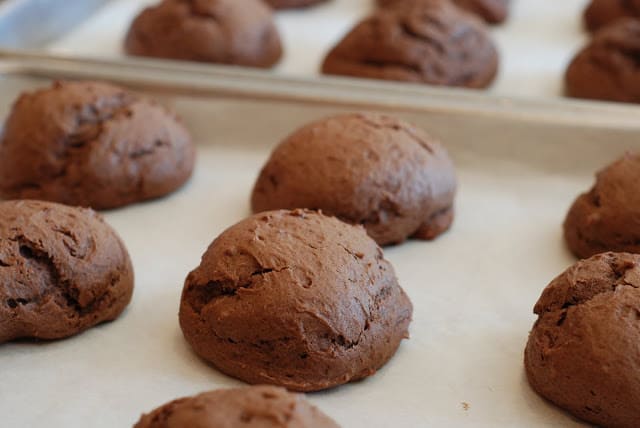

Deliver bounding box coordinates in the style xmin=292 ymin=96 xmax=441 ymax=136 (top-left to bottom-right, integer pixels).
xmin=0 ymin=0 xmax=109 ymax=48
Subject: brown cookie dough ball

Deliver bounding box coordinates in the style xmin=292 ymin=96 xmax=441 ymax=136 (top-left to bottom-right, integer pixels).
xmin=134 ymin=386 xmax=339 ymax=427
xmin=565 ymin=19 xmax=640 ymax=104
xmin=125 ymin=0 xmax=282 ymax=68
xmin=0 ymin=200 xmax=134 ymax=343
xmin=322 ymin=0 xmax=498 ymax=87
xmin=251 ymin=113 xmax=456 ymax=246
xmin=0 ymin=80 xmax=195 ymax=210
xmin=584 ymin=0 xmax=640 ymax=32
xmin=179 ymin=209 xmax=413 ymax=392
xmin=378 ymin=0 xmax=510 ymax=25
xmin=564 ymin=153 xmax=640 ymax=259
xmin=524 ymin=252 xmax=640 ymax=428
xmin=265 ymin=0 xmax=328 ymax=9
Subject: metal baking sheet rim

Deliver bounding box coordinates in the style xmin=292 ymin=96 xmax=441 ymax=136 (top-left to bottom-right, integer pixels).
xmin=0 ymin=49 xmax=638 ymax=132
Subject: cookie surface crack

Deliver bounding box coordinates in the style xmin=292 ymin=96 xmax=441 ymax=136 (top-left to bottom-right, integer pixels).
xmin=15 ymin=238 xmax=84 ymax=314
xmin=189 ymin=267 xmax=291 ymax=313
xmin=538 ymin=255 xmax=640 ymax=315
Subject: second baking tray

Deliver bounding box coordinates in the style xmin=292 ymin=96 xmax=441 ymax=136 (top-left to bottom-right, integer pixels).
xmin=0 ymin=0 xmax=590 ymax=100
xmin=0 ymin=52 xmax=638 ymax=427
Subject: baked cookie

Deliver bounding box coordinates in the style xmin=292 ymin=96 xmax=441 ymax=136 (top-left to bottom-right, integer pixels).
xmin=322 ymin=0 xmax=498 ymax=87
xmin=564 ymin=152 xmax=640 ymax=259
xmin=251 ymin=113 xmax=456 ymax=246
xmin=584 ymin=0 xmax=640 ymax=32
xmin=565 ymin=18 xmax=640 ymax=103
xmin=0 ymin=200 xmax=133 ymax=343
xmin=179 ymin=209 xmax=412 ymax=392
xmin=125 ymin=0 xmax=282 ymax=68
xmin=134 ymin=386 xmax=339 ymax=427
xmin=0 ymin=80 xmax=195 ymax=210
xmin=378 ymin=0 xmax=510 ymax=24
xmin=265 ymin=0 xmax=328 ymax=9
xmin=524 ymin=252 xmax=640 ymax=428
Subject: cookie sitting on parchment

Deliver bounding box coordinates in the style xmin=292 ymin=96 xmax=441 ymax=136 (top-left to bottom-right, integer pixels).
xmin=179 ymin=209 xmax=413 ymax=392
xmin=0 ymin=200 xmax=134 ymax=343
xmin=322 ymin=0 xmax=498 ymax=87
xmin=525 ymin=252 xmax=640 ymax=428
xmin=565 ymin=18 xmax=640 ymax=104
xmin=0 ymin=80 xmax=195 ymax=210
xmin=251 ymin=113 xmax=457 ymax=246
xmin=134 ymin=386 xmax=340 ymax=427
xmin=125 ymin=0 xmax=282 ymax=67
xmin=564 ymin=152 xmax=640 ymax=258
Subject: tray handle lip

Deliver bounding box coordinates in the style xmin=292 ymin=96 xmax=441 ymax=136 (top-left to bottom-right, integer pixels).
xmin=0 ymin=48 xmax=638 ymax=130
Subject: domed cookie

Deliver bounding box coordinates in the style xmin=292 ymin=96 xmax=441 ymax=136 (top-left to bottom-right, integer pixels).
xmin=0 ymin=200 xmax=134 ymax=343
xmin=0 ymin=80 xmax=195 ymax=210
xmin=565 ymin=18 xmax=640 ymax=104
xmin=322 ymin=0 xmax=498 ymax=87
xmin=378 ymin=0 xmax=510 ymax=25
xmin=134 ymin=386 xmax=339 ymax=427
xmin=584 ymin=0 xmax=640 ymax=32
xmin=564 ymin=152 xmax=640 ymax=259
xmin=125 ymin=0 xmax=282 ymax=68
xmin=179 ymin=209 xmax=413 ymax=392
xmin=524 ymin=252 xmax=640 ymax=428
xmin=251 ymin=113 xmax=456 ymax=246
xmin=265 ymin=0 xmax=328 ymax=9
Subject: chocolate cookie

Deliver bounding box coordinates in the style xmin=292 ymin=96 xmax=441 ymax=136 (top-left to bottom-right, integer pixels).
xmin=0 ymin=80 xmax=195 ymax=210
xmin=322 ymin=0 xmax=498 ymax=87
xmin=251 ymin=113 xmax=456 ymax=246
xmin=125 ymin=0 xmax=282 ymax=68
xmin=0 ymin=200 xmax=133 ymax=343
xmin=134 ymin=386 xmax=339 ymax=427
xmin=564 ymin=152 xmax=640 ymax=259
xmin=524 ymin=252 xmax=640 ymax=428
xmin=565 ymin=18 xmax=640 ymax=104
xmin=265 ymin=0 xmax=328 ymax=9
xmin=584 ymin=0 xmax=640 ymax=32
xmin=179 ymin=209 xmax=413 ymax=392
xmin=378 ymin=0 xmax=510 ymax=24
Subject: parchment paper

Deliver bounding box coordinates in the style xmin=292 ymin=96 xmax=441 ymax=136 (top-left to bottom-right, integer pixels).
xmin=1 ymin=71 xmax=638 ymax=427
xmin=45 ymin=0 xmax=591 ymax=100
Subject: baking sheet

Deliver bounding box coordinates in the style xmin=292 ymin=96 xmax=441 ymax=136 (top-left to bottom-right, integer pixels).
xmin=1 ymin=58 xmax=639 ymax=427
xmin=32 ymin=0 xmax=590 ymax=100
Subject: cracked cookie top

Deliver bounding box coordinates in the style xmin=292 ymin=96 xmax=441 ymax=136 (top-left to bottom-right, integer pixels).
xmin=125 ymin=0 xmax=283 ymax=68
xmin=0 ymin=80 xmax=195 ymax=210
xmin=179 ymin=209 xmax=413 ymax=392
xmin=565 ymin=18 xmax=640 ymax=104
xmin=134 ymin=385 xmax=339 ymax=427
xmin=0 ymin=200 xmax=134 ymax=343
xmin=564 ymin=152 xmax=640 ymax=258
xmin=524 ymin=252 xmax=640 ymax=428
xmin=251 ymin=113 xmax=457 ymax=246
xmin=322 ymin=0 xmax=498 ymax=88
xmin=378 ymin=0 xmax=510 ymax=25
